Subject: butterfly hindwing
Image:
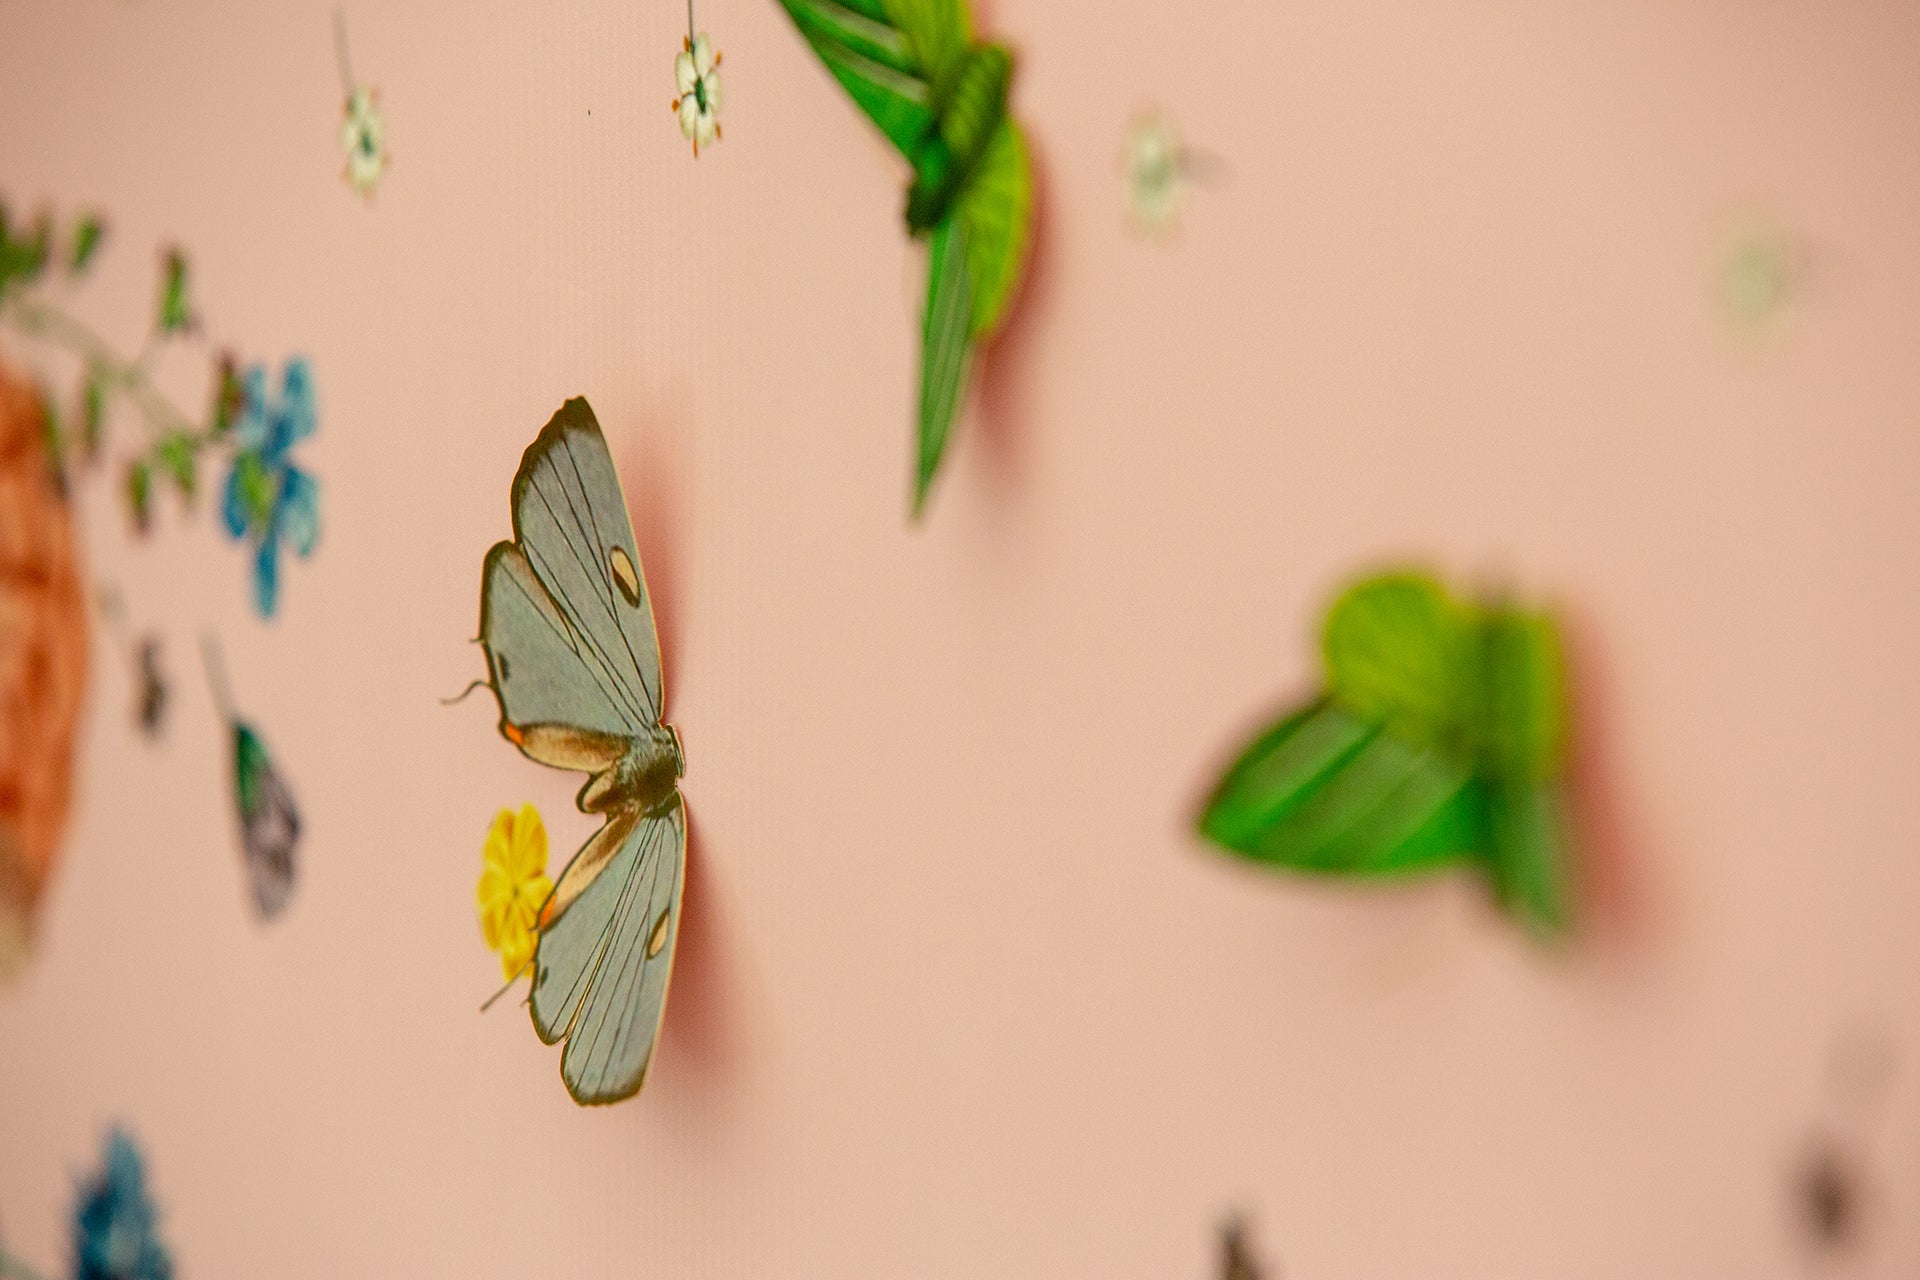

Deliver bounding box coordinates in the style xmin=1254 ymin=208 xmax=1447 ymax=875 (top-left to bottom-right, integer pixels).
xmin=530 ymin=798 xmax=687 ymax=1105
xmin=508 ymin=399 xmax=664 ymax=729
xmin=777 ymin=0 xmax=937 ymax=160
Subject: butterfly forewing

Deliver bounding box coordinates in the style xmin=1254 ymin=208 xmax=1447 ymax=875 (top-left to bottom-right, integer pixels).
xmin=506 ymin=398 xmax=664 ymax=728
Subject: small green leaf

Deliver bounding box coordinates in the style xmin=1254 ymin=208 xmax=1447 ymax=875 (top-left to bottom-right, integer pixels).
xmin=0 ymin=212 xmax=51 ymax=291
xmin=127 ymin=459 xmax=153 ymax=532
xmin=79 ymin=366 xmax=107 ymax=458
xmin=1199 ymin=699 xmax=1481 ymax=874
xmin=913 ymin=216 xmax=974 ymax=516
xmin=1478 ymin=604 xmax=1568 ymax=784
xmin=210 ymin=353 xmax=244 ymax=434
xmin=157 ymin=432 xmax=197 ymax=497
xmin=1482 ymin=779 xmax=1574 ymax=936
xmin=157 ymin=248 xmax=194 ymax=333
xmin=956 ymin=117 xmax=1032 ymax=338
xmin=1322 ymin=572 xmax=1478 ymax=753
xmin=68 ymin=214 xmax=104 ymax=273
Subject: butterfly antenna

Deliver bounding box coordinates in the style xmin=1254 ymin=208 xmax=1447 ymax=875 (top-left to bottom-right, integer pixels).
xmin=440 ymin=678 xmax=491 ymax=707
xmin=479 ymin=960 xmax=533 ymax=1014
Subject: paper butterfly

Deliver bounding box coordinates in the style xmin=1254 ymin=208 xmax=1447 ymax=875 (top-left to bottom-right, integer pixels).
xmin=479 ymin=398 xmax=686 ymax=1105
xmin=776 ymin=0 xmax=1035 ymax=516
xmin=1197 ymin=570 xmax=1576 ymax=937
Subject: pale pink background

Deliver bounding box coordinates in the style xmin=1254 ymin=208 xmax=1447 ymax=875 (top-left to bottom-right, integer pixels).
xmin=3 ymin=1 xmax=1919 ymax=1276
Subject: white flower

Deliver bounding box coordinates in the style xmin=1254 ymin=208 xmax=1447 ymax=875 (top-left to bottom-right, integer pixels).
xmin=1123 ymin=111 xmax=1186 ymax=232
xmin=340 ymin=87 xmax=388 ymax=196
xmin=674 ymin=33 xmax=723 ymax=155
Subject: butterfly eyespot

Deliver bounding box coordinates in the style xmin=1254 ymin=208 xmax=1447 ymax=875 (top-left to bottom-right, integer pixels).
xmin=646 ymin=907 xmax=671 ymax=958
xmin=608 ymin=546 xmax=642 ymax=608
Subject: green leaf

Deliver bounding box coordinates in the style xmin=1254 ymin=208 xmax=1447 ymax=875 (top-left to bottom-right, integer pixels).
xmin=157 ymin=248 xmax=193 ymax=333
xmin=1322 ymin=571 xmax=1478 ymax=753
xmin=1477 ymin=603 xmax=1569 ymax=784
xmin=68 ymin=214 xmax=104 ymax=274
xmin=157 ymin=432 xmax=197 ymax=497
xmin=881 ymin=0 xmax=971 ymax=92
xmin=913 ymin=216 xmax=974 ymax=516
xmin=777 ymin=0 xmax=937 ymax=161
xmin=210 ymin=352 xmax=243 ymax=434
xmin=0 ymin=212 xmax=51 ymax=291
xmin=956 ymin=118 xmax=1031 ymax=338
xmin=79 ymin=366 xmax=107 ymax=458
xmin=1199 ymin=699 xmax=1481 ymax=874
xmin=127 ymin=459 xmax=153 ymax=532
xmin=1482 ymin=778 xmax=1574 ymax=936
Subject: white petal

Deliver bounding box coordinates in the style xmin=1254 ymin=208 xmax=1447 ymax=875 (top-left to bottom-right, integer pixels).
xmin=704 ymin=68 xmax=722 ymax=112
xmin=695 ymin=111 xmax=717 ymax=147
xmin=693 ymin=33 xmax=715 ymax=78
xmin=679 ymin=95 xmax=699 ymax=139
xmin=675 ymin=50 xmax=697 ymax=95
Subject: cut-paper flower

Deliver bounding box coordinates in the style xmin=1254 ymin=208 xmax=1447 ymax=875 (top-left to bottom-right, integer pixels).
xmin=477 ymin=803 xmax=553 ymax=981
xmin=673 ymin=33 xmax=723 ymax=155
xmin=220 ymin=359 xmax=319 ymax=618
xmin=1124 ymin=112 xmax=1187 ymax=231
xmin=73 ymin=1129 xmax=173 ymax=1280
xmin=340 ymin=87 xmax=388 ymax=196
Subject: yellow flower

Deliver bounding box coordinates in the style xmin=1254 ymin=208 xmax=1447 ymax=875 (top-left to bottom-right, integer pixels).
xmin=477 ymin=804 xmax=553 ymax=980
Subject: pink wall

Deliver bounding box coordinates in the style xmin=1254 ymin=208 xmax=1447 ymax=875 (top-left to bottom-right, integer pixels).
xmin=3 ymin=1 xmax=1919 ymax=1275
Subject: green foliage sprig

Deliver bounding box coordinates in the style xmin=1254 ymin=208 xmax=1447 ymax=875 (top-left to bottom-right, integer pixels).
xmin=0 ymin=197 xmax=244 ymax=527
xmin=1197 ymin=570 xmax=1577 ymax=938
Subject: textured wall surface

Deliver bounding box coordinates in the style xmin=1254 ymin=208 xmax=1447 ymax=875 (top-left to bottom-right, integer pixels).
xmin=3 ymin=2 xmax=1919 ymax=1276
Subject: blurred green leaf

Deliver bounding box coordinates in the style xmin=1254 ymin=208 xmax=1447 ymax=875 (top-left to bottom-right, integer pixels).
xmin=209 ymin=352 xmax=243 ymax=434
xmin=68 ymin=214 xmax=104 ymax=274
xmin=1199 ymin=699 xmax=1481 ymax=875
xmin=912 ymin=216 xmax=973 ymax=517
xmin=79 ymin=366 xmax=107 ymax=459
xmin=157 ymin=248 xmax=193 ymax=333
xmin=1482 ymin=779 xmax=1573 ymax=936
xmin=1322 ymin=572 xmax=1478 ymax=752
xmin=127 ymin=459 xmax=153 ymax=532
xmin=1478 ymin=604 xmax=1568 ymax=784
xmin=956 ymin=117 xmax=1031 ymax=339
xmin=157 ymin=432 xmax=197 ymax=497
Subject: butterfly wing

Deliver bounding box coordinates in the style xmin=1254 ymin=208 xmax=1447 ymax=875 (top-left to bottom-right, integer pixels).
xmin=955 ymin=117 xmax=1032 ymax=340
xmin=1198 ymin=700 xmax=1483 ymax=874
xmin=912 ymin=216 xmax=975 ymax=514
xmin=530 ymin=797 xmax=686 ymax=1105
xmin=506 ymin=399 xmax=663 ymax=731
xmin=481 ymin=542 xmax=641 ymax=778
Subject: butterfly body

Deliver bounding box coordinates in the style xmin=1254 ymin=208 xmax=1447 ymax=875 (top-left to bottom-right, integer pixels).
xmin=479 ymin=398 xmax=686 ymax=1105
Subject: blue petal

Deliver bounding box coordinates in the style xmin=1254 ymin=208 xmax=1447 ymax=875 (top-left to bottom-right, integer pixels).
xmin=221 ymin=463 xmax=250 ymax=539
xmin=279 ymin=468 xmax=320 ymax=557
xmin=252 ymin=533 xmax=280 ymax=618
xmin=234 ymin=366 xmax=271 ymax=449
xmin=276 ymin=358 xmax=317 ymax=449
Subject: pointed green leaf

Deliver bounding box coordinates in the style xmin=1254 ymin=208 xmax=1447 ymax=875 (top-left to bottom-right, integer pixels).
xmin=1483 ymin=779 xmax=1573 ymax=935
xmin=157 ymin=248 xmax=193 ymax=333
xmin=777 ymin=0 xmax=937 ymax=160
xmin=956 ymin=118 xmax=1032 ymax=338
xmin=68 ymin=214 xmax=104 ymax=274
xmin=79 ymin=366 xmax=106 ymax=458
xmin=913 ymin=217 xmax=974 ymax=515
xmin=881 ymin=0 xmax=971 ymax=91
xmin=157 ymin=432 xmax=197 ymax=497
xmin=1479 ymin=603 xmax=1569 ymax=784
xmin=1200 ymin=699 xmax=1481 ymax=874
xmin=1322 ymin=571 xmax=1478 ymax=752
xmin=127 ymin=459 xmax=153 ymax=533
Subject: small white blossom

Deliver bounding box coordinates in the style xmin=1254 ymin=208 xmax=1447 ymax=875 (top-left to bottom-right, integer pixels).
xmin=674 ymin=33 xmax=723 ymax=155
xmin=1124 ymin=111 xmax=1187 ymax=232
xmin=340 ymin=87 xmax=388 ymax=196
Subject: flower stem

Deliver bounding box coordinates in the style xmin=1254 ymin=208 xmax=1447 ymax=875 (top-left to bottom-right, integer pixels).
xmin=687 ymin=0 xmax=696 ymax=42
xmin=333 ymin=9 xmax=356 ymax=99
xmin=200 ymin=631 xmax=237 ymax=725
xmin=1 ymin=292 xmax=198 ymax=445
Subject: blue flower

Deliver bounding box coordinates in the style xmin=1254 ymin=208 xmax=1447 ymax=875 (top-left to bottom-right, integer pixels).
xmin=222 ymin=358 xmax=319 ymax=617
xmin=72 ymin=1129 xmax=172 ymax=1280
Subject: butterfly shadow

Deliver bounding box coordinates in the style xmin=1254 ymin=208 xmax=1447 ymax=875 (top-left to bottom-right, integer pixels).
xmin=613 ymin=421 xmax=746 ymax=1115
xmin=972 ymin=127 xmax=1056 ymax=502
xmin=1564 ymin=609 xmax=1664 ymax=956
